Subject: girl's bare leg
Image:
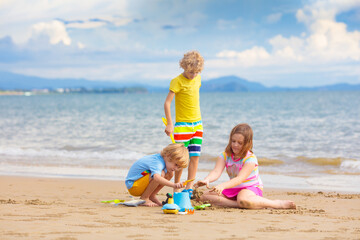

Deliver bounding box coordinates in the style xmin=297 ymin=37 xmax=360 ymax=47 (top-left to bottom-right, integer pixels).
xmin=200 ymin=189 xmax=296 ymax=209
xmin=236 ymin=189 xmax=296 ymax=209
xmin=200 ymin=191 xmax=238 ymax=208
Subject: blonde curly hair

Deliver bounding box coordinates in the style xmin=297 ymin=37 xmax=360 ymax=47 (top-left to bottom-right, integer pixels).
xmin=161 ymin=143 xmax=189 ymax=168
xmin=179 ymin=50 xmax=204 ymax=73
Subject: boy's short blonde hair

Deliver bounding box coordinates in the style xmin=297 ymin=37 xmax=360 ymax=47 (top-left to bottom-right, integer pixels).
xmin=179 ymin=50 xmax=204 ymax=73
xmin=161 ymin=143 xmax=189 ymax=168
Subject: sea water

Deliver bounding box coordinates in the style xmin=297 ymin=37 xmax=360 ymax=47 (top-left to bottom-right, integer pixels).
xmin=1 ymin=91 xmax=359 ymax=192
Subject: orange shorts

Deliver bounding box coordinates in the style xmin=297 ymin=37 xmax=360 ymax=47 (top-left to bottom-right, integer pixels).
xmin=128 ymin=173 xmax=150 ymax=196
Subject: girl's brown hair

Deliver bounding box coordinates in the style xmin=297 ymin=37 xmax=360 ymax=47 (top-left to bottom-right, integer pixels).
xmin=161 ymin=143 xmax=189 ymax=168
xmin=225 ymin=123 xmax=253 ymax=159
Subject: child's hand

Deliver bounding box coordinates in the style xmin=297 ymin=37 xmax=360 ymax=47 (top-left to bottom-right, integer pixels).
xmin=210 ymin=184 xmax=225 ymax=196
xmin=173 ymin=182 xmax=183 ymax=189
xmin=165 ymin=124 xmax=173 ymax=136
xmin=194 ymin=180 xmax=210 ymax=189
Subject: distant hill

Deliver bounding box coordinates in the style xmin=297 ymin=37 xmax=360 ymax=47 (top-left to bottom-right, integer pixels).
xmin=1 ymin=71 xmax=360 ymax=92
xmin=201 ymin=75 xmax=360 ymax=92
xmin=0 ymin=71 xmax=167 ymax=92
xmin=201 ymin=75 xmax=268 ymax=92
xmin=0 ymin=71 xmax=132 ymax=90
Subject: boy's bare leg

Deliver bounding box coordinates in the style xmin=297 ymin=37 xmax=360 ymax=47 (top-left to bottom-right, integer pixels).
xmin=140 ymin=178 xmax=160 ymax=207
xmin=174 ymin=169 xmax=182 ymax=192
xmin=149 ymin=171 xmax=173 ymax=206
xmin=186 ymin=156 xmax=199 ymax=190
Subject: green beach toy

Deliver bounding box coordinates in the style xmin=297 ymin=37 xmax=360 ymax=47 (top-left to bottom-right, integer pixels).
xmin=194 ymin=203 xmax=211 ymax=210
xmin=101 ymin=199 xmax=125 ymax=203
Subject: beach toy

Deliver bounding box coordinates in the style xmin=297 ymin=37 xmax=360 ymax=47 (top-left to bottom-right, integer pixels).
xmin=194 ymin=203 xmax=211 ymax=210
xmin=173 ymin=192 xmax=194 ymax=214
xmin=182 ymin=179 xmax=195 ymax=186
xmin=162 ymin=193 xmax=173 ymax=206
xmin=182 ymin=188 xmax=194 ymax=199
xmin=116 ymin=199 xmax=145 ymax=207
xmin=162 ymin=117 xmax=175 ymax=143
xmin=162 ymin=194 xmax=180 ymax=214
xmin=101 ymin=199 xmax=125 ymax=204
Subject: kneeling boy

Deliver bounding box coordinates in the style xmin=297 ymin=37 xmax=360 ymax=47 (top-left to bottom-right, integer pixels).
xmin=125 ymin=143 xmax=189 ymax=207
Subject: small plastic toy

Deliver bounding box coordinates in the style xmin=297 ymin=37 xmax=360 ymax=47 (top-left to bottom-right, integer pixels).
xmin=119 ymin=199 xmax=145 ymax=207
xmin=182 ymin=179 xmax=195 ymax=186
xmin=162 ymin=117 xmax=175 ymax=143
xmin=162 ymin=193 xmax=173 ymax=206
xmin=174 ymin=192 xmax=194 ymax=213
xmin=162 ymin=194 xmax=180 ymax=214
xmin=101 ymin=199 xmax=125 ymax=204
xmin=194 ymin=203 xmax=211 ymax=210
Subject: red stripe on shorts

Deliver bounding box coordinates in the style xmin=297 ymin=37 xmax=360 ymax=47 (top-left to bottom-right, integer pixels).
xmin=174 ymin=133 xmax=193 ymax=141
xmin=194 ymin=131 xmax=203 ymax=137
xmin=174 ymin=131 xmax=203 ymax=141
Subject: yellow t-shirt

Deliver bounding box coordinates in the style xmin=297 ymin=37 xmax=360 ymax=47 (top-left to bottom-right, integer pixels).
xmin=169 ymin=74 xmax=202 ymax=122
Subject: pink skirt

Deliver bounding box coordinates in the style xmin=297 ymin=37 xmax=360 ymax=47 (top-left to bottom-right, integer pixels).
xmin=222 ymin=186 xmax=263 ymax=200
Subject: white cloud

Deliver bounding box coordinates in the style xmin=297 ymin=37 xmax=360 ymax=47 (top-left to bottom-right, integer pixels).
xmin=66 ymin=21 xmax=106 ymax=29
xmin=217 ymin=18 xmax=242 ymax=30
xmin=215 ymin=0 xmax=360 ymax=67
xmin=77 ymin=42 xmax=85 ymax=49
xmin=216 ymin=47 xmax=271 ymax=67
xmin=266 ymin=13 xmax=282 ymax=24
xmin=296 ymin=0 xmax=360 ymax=24
xmin=0 ymin=0 xmax=130 ymax=44
xmin=31 ymin=20 xmax=71 ymax=45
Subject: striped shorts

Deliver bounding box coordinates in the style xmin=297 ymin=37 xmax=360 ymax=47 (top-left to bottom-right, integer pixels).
xmin=174 ymin=121 xmax=203 ymax=157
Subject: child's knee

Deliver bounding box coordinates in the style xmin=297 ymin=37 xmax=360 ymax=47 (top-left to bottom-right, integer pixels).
xmin=199 ymin=194 xmax=207 ymax=202
xmin=199 ymin=191 xmax=211 ymax=201
xmin=237 ymin=197 xmax=252 ymax=208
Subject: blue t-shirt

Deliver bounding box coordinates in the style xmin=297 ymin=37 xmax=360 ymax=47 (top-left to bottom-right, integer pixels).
xmin=125 ymin=153 xmax=167 ymax=189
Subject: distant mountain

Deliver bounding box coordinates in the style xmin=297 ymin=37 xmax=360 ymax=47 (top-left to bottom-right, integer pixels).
xmin=0 ymin=71 xmax=127 ymax=90
xmin=201 ymin=75 xmax=360 ymax=92
xmin=201 ymin=75 xmax=268 ymax=92
xmin=0 ymin=71 xmax=168 ymax=92
xmin=1 ymin=71 xmax=359 ymax=92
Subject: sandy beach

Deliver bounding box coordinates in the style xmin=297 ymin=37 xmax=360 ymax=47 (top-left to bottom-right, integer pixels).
xmin=1 ymin=176 xmax=359 ymax=240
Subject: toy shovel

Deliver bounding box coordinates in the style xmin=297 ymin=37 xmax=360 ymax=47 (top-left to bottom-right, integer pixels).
xmin=182 ymin=179 xmax=195 ymax=186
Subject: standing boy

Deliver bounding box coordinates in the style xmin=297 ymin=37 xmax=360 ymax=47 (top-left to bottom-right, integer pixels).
xmin=164 ymin=50 xmax=204 ymax=197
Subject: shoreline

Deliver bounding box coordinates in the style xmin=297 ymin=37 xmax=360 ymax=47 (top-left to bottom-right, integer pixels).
xmin=1 ymin=169 xmax=359 ymax=194
xmin=1 ymin=175 xmax=359 ymax=239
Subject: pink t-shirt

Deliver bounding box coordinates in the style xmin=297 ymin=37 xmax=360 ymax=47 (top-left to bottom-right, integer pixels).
xmin=220 ymin=151 xmax=263 ymax=189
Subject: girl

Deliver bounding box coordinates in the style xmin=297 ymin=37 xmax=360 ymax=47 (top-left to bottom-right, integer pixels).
xmin=194 ymin=123 xmax=296 ymax=209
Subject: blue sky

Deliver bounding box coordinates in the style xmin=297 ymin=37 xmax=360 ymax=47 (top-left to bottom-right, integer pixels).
xmin=0 ymin=0 xmax=359 ymax=87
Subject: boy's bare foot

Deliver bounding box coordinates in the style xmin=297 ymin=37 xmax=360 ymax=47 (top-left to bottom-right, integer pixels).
xmin=141 ymin=199 xmax=158 ymax=207
xmin=149 ymin=196 xmax=162 ymax=206
xmin=274 ymin=200 xmax=296 ymax=209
